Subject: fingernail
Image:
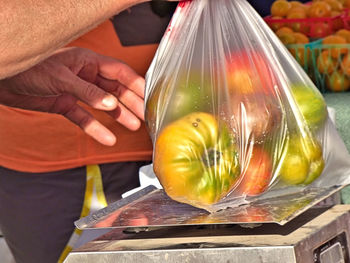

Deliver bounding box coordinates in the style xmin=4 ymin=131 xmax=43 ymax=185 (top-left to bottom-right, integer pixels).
xmin=102 ymin=96 xmax=117 ymax=108
xmin=104 ymin=134 xmax=117 ymax=146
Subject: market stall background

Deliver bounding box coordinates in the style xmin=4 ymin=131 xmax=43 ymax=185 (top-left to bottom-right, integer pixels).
xmin=261 ymin=0 xmax=350 ymax=204
xmin=1 ymin=0 xmax=350 ymax=262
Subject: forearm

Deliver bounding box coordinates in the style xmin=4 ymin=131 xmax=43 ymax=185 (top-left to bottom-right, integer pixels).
xmin=0 ymin=0 xmax=147 ymax=79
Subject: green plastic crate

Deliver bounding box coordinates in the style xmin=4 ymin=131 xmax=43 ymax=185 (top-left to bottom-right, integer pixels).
xmin=286 ymin=40 xmax=320 ymax=86
xmin=288 ymin=39 xmax=350 ymax=93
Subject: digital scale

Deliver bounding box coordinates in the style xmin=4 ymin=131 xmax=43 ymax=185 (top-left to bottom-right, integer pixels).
xmin=64 ymin=185 xmax=350 ymax=263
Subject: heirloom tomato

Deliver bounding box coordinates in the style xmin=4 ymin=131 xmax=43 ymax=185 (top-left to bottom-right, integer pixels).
xmin=291 ymin=84 xmax=327 ymax=132
xmin=154 ymin=112 xmax=240 ymax=208
xmin=226 ymin=51 xmax=276 ymax=95
xmin=237 ymin=146 xmax=272 ymax=196
xmin=279 ymin=135 xmax=324 ymax=185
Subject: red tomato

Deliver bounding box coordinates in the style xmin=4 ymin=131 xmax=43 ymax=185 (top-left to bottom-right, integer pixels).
xmin=237 ymin=146 xmax=272 ymax=196
xmin=226 ymin=51 xmax=277 ymax=95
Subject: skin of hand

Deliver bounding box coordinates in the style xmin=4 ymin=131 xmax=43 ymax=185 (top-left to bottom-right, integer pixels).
xmin=0 ymin=0 xmax=181 ymax=79
xmin=0 ymin=47 xmax=146 ymax=146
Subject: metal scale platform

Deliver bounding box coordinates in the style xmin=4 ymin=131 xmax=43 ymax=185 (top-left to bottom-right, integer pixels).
xmin=65 ymin=185 xmax=350 ymax=263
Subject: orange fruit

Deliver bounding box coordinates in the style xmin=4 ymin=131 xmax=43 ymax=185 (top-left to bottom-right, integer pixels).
xmin=271 ymin=0 xmax=292 ymax=17
xmin=287 ymin=9 xmax=308 ymax=32
xmin=317 ymin=50 xmax=338 ymax=74
xmin=326 ymin=70 xmax=350 ymax=91
xmin=290 ymin=1 xmax=308 ymax=10
xmin=331 ymin=10 xmax=341 ymax=16
xmin=340 ymin=53 xmax=350 ymax=75
xmin=324 ymin=0 xmax=343 ymax=11
xmin=287 ymin=7 xmax=307 ymax=16
xmin=308 ymin=2 xmax=332 ymax=17
xmin=276 ymin=26 xmax=294 ymax=35
xmin=289 ymin=47 xmax=311 ymax=68
xmin=343 ymin=0 xmax=350 ymax=8
xmin=277 ymin=31 xmax=296 ymax=44
xmin=336 ymin=29 xmax=350 ymax=43
xmin=312 ymin=22 xmax=331 ymax=38
xmin=322 ymin=35 xmax=348 ymax=58
xmin=275 ymin=27 xmax=295 ymax=43
xmin=336 ymin=0 xmax=346 ymax=5
xmin=293 ymin=32 xmax=310 ymax=44
xmin=269 ymin=16 xmax=286 ymax=31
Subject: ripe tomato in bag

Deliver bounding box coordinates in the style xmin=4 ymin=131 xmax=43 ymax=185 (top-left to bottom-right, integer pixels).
xmin=154 ymin=112 xmax=240 ymax=207
xmin=226 ymin=50 xmax=277 ymax=95
xmin=237 ymin=146 xmax=272 ymax=196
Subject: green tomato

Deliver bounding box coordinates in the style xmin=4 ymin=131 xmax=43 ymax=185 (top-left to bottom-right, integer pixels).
xmin=279 ymin=135 xmax=324 ymax=185
xmin=291 ymin=84 xmax=327 ymax=132
xmin=154 ymin=112 xmax=240 ymax=208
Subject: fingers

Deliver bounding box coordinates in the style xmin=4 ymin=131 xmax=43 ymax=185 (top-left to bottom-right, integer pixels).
xmin=0 ymin=89 xmax=116 ymax=146
xmin=109 ymin=103 xmax=142 ymax=131
xmin=62 ymin=103 xmax=116 ymax=146
xmin=56 ymin=49 xmax=146 ymax=129
xmin=48 ymin=93 xmax=116 ymax=145
xmin=59 ymin=66 xmax=118 ymax=111
xmin=96 ymin=75 xmax=145 ymax=121
xmin=95 ymin=55 xmax=146 ymax=98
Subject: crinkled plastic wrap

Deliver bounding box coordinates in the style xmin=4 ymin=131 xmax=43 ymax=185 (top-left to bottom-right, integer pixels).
xmin=145 ymin=0 xmax=350 ymax=211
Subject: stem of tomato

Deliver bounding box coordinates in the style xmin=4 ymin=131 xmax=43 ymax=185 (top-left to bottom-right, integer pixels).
xmin=202 ymin=148 xmax=222 ymax=167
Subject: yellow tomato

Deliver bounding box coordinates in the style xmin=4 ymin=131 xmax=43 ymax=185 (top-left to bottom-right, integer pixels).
xmin=154 ymin=112 xmax=240 ymax=208
xmin=279 ymin=135 xmax=324 ymax=185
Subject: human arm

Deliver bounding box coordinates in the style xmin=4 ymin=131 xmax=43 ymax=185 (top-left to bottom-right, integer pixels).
xmin=0 ymin=47 xmax=146 ymax=146
xmin=0 ymin=0 xmax=179 ymax=79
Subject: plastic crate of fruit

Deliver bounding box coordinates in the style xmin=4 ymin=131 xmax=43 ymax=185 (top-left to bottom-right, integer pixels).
xmin=303 ymin=31 xmax=350 ymax=93
xmin=265 ymin=0 xmax=346 ymax=39
xmin=273 ymin=25 xmax=316 ymax=82
xmin=265 ymin=15 xmax=344 ymax=38
xmin=342 ymin=9 xmax=350 ymax=29
xmin=286 ymin=41 xmax=317 ymax=81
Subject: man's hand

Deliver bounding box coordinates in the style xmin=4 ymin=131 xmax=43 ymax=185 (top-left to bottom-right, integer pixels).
xmin=0 ymin=47 xmax=146 ymax=146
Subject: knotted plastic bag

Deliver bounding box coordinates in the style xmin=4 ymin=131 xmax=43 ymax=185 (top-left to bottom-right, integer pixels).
xmin=145 ymin=0 xmax=350 ymax=211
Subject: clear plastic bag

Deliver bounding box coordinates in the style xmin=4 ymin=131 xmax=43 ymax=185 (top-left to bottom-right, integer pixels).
xmin=145 ymin=0 xmax=350 ymax=211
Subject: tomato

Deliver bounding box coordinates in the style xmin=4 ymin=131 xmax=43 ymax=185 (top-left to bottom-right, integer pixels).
xmin=316 ymin=50 xmax=337 ymax=75
xmin=279 ymin=134 xmax=324 ymax=185
xmin=287 ymin=10 xmax=308 ymax=33
xmin=322 ymin=35 xmax=347 ymax=59
xmin=146 ymin=72 xmax=213 ymax=134
xmin=269 ymin=16 xmax=286 ymax=32
xmin=229 ymin=94 xmax=282 ymax=141
xmin=326 ymin=70 xmax=350 ymax=92
xmin=226 ymin=51 xmax=277 ymax=95
xmin=291 ymin=84 xmax=328 ymax=132
xmin=154 ymin=112 xmax=240 ymax=208
xmin=311 ymin=23 xmax=331 ymax=39
xmin=237 ymin=146 xmax=272 ymax=196
xmin=289 ymin=46 xmax=311 ymax=69
xmin=271 ymin=0 xmax=292 ymax=17
xmin=308 ymin=2 xmax=331 ymax=18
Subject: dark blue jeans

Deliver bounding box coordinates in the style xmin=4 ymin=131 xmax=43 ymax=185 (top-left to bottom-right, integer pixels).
xmin=0 ymin=161 xmax=149 ymax=263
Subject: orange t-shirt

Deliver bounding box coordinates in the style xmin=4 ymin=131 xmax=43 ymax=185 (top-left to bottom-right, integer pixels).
xmin=0 ymin=20 xmax=160 ymax=173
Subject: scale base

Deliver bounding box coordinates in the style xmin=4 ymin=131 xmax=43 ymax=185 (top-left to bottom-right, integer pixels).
xmin=65 ymin=205 xmax=350 ymax=263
